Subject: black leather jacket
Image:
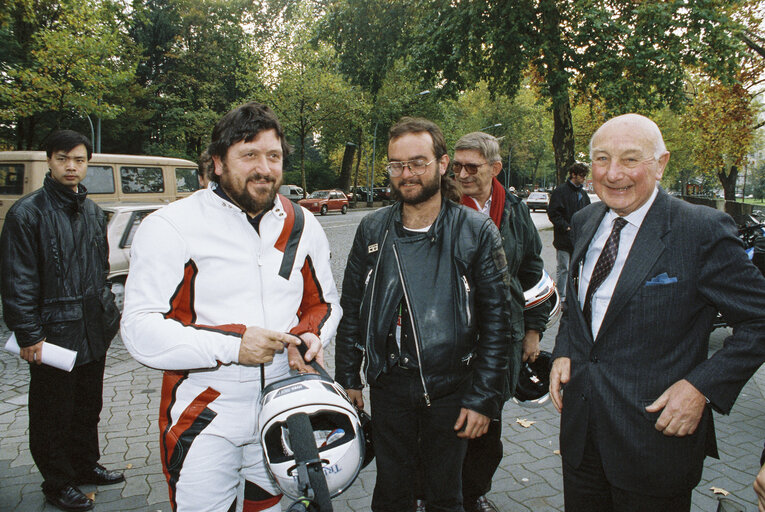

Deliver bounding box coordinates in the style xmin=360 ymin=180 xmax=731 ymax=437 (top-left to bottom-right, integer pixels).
xmin=496 ymin=190 xmax=550 ymax=400
xmin=334 ymin=199 xmax=511 ymax=419
xmin=548 ymin=179 xmax=591 ymax=253
xmin=0 ymin=175 xmax=120 ymax=365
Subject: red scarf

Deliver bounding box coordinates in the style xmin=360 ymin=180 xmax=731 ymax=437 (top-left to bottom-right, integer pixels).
xmin=460 ymin=177 xmax=505 ymax=228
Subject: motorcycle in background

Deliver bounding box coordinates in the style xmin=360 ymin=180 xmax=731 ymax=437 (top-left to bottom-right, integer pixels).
xmin=712 ymin=213 xmax=765 ymax=330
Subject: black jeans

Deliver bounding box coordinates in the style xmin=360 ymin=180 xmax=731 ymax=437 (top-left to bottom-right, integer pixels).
xmin=28 ymin=357 xmax=106 ymax=493
xmin=370 ymin=367 xmax=468 ymax=512
xmin=461 ymin=418 xmax=503 ymax=503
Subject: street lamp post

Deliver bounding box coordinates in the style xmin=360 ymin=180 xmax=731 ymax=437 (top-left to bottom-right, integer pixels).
xmin=369 ymin=90 xmax=431 ymax=207
xmin=85 ymin=115 xmax=95 ymax=149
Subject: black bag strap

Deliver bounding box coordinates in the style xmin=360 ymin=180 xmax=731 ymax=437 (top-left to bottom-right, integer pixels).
xmin=285 ymin=412 xmax=333 ymax=512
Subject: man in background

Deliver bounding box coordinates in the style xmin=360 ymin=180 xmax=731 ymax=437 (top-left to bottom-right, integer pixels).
xmin=548 ymin=162 xmax=590 ymax=303
xmin=453 ymin=131 xmax=550 ymax=512
xmin=1 ymin=130 xmax=123 ymax=512
xmin=197 ymin=150 xmax=214 ymax=188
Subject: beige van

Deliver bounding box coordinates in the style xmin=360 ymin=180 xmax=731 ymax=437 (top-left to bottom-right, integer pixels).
xmin=0 ymin=151 xmax=199 ymax=230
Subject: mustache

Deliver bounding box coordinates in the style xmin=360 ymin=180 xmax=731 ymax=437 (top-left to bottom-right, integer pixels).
xmin=396 ymin=177 xmax=422 ymax=187
xmin=246 ymin=173 xmax=276 ymax=184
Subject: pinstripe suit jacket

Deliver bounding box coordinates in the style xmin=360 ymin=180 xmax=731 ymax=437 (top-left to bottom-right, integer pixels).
xmin=552 ymin=188 xmax=765 ymax=495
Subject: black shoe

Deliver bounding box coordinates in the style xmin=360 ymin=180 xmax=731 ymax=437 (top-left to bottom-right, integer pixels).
xmin=467 ymin=495 xmax=499 ymax=512
xmin=44 ymin=485 xmax=94 ymax=512
xmin=75 ymin=464 xmax=125 ymax=485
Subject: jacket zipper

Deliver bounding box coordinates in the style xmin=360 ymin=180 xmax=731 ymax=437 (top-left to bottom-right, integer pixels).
xmin=253 ymin=214 xmax=268 ymax=391
xmin=393 ymin=243 xmax=431 ymax=406
xmin=364 ymin=229 xmax=389 ymax=379
xmin=461 ymin=275 xmax=471 ymax=325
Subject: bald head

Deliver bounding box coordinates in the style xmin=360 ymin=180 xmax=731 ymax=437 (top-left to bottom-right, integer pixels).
xmin=590 ymin=114 xmax=666 ymax=161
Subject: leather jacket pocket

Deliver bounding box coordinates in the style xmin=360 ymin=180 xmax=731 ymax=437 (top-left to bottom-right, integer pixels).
xmin=40 ymin=301 xmax=84 ymax=348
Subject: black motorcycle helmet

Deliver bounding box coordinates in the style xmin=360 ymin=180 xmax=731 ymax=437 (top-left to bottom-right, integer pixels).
xmin=513 ymin=351 xmax=553 ymax=407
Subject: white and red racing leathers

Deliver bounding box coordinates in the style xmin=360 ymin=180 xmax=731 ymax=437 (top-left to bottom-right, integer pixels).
xmin=121 ymin=187 xmax=341 ymax=512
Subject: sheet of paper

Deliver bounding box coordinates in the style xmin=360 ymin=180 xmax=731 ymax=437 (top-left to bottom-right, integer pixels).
xmin=4 ymin=333 xmax=77 ymax=372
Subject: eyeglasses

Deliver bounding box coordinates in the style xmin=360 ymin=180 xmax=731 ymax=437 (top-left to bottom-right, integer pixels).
xmin=452 ymin=162 xmax=488 ymax=175
xmin=386 ymin=158 xmax=436 ymax=177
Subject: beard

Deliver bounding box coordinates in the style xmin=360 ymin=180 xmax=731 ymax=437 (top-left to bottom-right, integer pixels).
xmin=391 ymin=168 xmax=441 ymax=205
xmin=219 ymin=162 xmax=281 ymax=216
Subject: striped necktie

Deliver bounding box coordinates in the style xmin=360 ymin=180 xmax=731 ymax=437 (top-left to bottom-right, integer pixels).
xmin=583 ymin=217 xmax=628 ymax=324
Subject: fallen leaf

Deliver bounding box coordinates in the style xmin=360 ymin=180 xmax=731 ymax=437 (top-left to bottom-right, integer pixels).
xmin=516 ymin=418 xmax=535 ymax=428
xmin=126 ymin=464 xmax=133 ymax=469
xmin=710 ymin=487 xmax=730 ymax=496
xmin=86 ymin=492 xmax=96 ymax=501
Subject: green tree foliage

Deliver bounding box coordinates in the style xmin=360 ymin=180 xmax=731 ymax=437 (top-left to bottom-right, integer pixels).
xmin=0 ymin=0 xmax=136 ymax=149
xmin=119 ymin=0 xmax=265 ymax=158
xmin=322 ymin=0 xmax=751 ymax=185
xmin=262 ymin=1 xmax=369 ymax=193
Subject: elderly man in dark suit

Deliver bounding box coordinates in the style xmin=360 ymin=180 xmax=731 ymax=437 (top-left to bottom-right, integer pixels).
xmin=550 ymin=113 xmax=765 ymax=511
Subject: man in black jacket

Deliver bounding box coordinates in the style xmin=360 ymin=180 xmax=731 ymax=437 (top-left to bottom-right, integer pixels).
xmin=548 ymin=162 xmax=591 ymax=302
xmin=1 ymin=130 xmax=123 ymax=512
xmin=454 ymin=131 xmax=550 ymax=512
xmin=335 ymin=118 xmax=511 ymax=512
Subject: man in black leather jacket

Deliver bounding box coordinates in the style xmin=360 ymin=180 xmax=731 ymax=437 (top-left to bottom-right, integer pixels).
xmin=548 ymin=162 xmax=591 ymax=302
xmin=454 ymin=131 xmax=551 ymax=512
xmin=0 ymin=131 xmax=123 ymax=512
xmin=335 ymin=118 xmax=511 ymax=512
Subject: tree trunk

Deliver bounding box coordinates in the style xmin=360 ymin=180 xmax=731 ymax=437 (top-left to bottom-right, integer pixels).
xmin=300 ymin=134 xmax=308 ymax=194
xmin=339 ymin=144 xmax=355 ymax=193
xmin=537 ymin=0 xmax=575 ymax=185
xmin=718 ymin=164 xmax=738 ymax=201
xmin=552 ymin=98 xmax=575 ymax=185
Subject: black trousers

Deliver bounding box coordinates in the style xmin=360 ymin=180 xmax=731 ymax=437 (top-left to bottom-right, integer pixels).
xmin=562 ymin=426 xmax=692 ymax=512
xmin=370 ymin=367 xmax=468 ymax=512
xmin=461 ymin=419 xmax=503 ymax=503
xmin=28 ymin=357 xmax=106 ymax=493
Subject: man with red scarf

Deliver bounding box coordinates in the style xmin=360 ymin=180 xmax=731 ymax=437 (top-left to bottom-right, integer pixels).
xmin=454 ymin=131 xmax=550 ymax=512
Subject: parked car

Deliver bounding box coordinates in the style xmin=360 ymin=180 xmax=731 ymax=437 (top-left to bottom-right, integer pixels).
xmin=279 ymin=184 xmax=305 ymax=202
xmin=102 ymin=203 xmax=164 ymax=310
xmin=348 ymin=186 xmax=372 ymax=202
xmin=298 ymin=189 xmax=349 ymax=215
xmin=525 ymin=191 xmax=550 ymax=212
xmin=373 ymin=186 xmax=391 ymax=201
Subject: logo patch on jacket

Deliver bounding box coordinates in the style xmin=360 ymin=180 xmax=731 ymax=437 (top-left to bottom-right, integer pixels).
xmin=368 ymin=243 xmax=379 ymax=253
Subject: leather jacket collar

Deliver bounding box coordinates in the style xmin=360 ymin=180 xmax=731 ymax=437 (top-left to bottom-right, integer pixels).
xmin=44 ymin=173 xmax=87 ymax=213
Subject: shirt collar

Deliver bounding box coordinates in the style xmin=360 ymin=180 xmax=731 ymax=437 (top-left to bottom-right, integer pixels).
xmin=466 ymin=194 xmax=492 ymax=216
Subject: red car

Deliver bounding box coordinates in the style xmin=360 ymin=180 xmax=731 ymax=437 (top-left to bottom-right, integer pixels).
xmin=298 ymin=189 xmax=349 ymax=215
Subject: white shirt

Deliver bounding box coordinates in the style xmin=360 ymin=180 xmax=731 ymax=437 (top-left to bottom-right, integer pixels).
xmin=578 ymin=186 xmax=658 ymax=338
xmin=466 ymin=195 xmax=492 ymax=216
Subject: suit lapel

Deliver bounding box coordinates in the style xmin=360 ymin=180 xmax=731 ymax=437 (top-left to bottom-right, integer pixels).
xmin=595 ymin=190 xmax=670 ymax=341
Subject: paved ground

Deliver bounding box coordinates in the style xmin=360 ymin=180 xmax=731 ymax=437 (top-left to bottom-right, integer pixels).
xmin=1 ymin=211 xmax=764 ymax=511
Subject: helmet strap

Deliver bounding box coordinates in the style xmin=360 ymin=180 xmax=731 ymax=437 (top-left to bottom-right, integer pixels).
xmin=285 ymin=413 xmax=334 ymax=511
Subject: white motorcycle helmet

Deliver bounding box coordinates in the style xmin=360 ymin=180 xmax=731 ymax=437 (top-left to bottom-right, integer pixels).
xmin=523 ymin=269 xmax=562 ymax=328
xmin=259 ymin=372 xmax=365 ymax=500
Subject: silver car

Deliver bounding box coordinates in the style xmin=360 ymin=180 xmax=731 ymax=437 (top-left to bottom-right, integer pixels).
xmin=102 ymin=203 xmax=165 ymax=310
xmin=525 ymin=191 xmax=550 ymax=212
